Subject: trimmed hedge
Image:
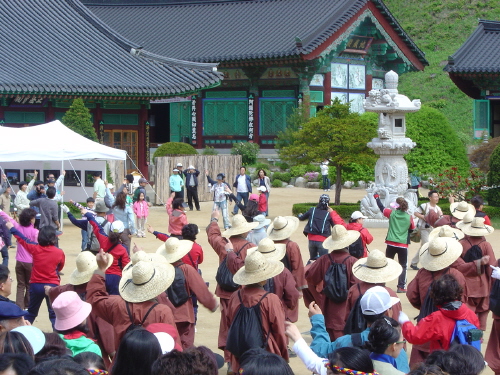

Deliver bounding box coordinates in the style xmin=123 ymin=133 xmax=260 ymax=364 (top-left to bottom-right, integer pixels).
xmin=153 ymin=142 xmax=198 ymax=160
xmin=272 ymin=179 xmax=283 ymax=188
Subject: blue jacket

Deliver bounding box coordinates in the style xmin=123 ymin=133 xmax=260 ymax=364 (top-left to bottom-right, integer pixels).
xmin=183 ymin=169 xmax=200 ymax=187
xmin=310 ymin=314 xmax=410 ymax=373
xmin=233 ymin=174 xmax=252 ymax=193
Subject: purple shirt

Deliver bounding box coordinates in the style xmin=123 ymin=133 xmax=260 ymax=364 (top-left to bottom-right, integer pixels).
xmin=0 ymin=211 xmax=38 ymax=263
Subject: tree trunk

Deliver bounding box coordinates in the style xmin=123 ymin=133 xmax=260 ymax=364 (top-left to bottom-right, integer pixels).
xmin=334 ymin=165 xmax=342 ymax=205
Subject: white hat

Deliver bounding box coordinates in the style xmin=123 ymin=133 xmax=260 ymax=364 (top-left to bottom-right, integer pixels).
xmin=419 ymin=237 xmax=463 ymax=272
xmin=246 ymin=238 xmax=286 ymax=262
xmin=110 ymin=220 xmax=125 ymax=234
xmin=156 ymin=237 xmax=194 ymax=263
xmin=188 ymin=165 xmax=195 ymax=170
xmin=69 ymin=251 xmax=112 ymax=285
xmin=351 ymin=211 xmax=367 ymax=220
xmin=107 ymin=184 xmax=114 ymax=190
xmin=429 ymin=225 xmax=464 ymax=242
xmin=360 ymin=286 xmax=400 ymax=315
xmin=173 ymin=168 xmax=179 ymax=172
xmin=450 ymin=201 xmax=476 ymax=220
xmin=233 ymin=250 xmax=284 ymax=285
xmin=253 ymin=214 xmax=271 ymax=230
xmin=352 ymin=249 xmax=402 ymax=283
xmin=461 ymin=217 xmax=494 ymax=237
xmin=258 ymin=186 xmax=267 ymax=192
xmin=323 ymin=225 xmax=360 ymax=252
xmin=267 ymin=216 xmax=299 ymax=241
xmin=456 ymin=211 xmax=474 ymax=229
xmin=176 ymin=163 xmax=183 ymax=167
xmin=222 ymin=214 xmax=259 ymax=237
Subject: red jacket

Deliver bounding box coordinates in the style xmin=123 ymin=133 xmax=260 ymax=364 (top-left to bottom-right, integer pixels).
xmin=258 ymin=193 xmax=267 ymax=213
xmin=330 ymin=211 xmax=373 ymax=257
xmin=166 ymin=197 xmax=188 ymax=235
xmin=153 ymin=231 xmax=203 ymax=269
xmin=402 ymin=302 xmax=480 ymax=352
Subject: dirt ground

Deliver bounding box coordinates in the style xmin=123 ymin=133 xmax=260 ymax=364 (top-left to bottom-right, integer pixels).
xmin=10 ymin=186 xmax=498 ymax=374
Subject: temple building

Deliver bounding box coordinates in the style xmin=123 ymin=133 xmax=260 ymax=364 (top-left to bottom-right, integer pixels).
xmin=0 ymin=0 xmax=222 ymax=176
xmin=445 ymin=20 xmax=500 ymax=139
xmin=86 ymin=0 xmax=427 ymax=150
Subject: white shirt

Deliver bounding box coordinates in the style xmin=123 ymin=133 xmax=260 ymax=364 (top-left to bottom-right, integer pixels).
xmin=416 ymin=202 xmax=442 ymax=229
xmin=320 ymin=164 xmax=329 ymax=176
xmin=292 ymin=338 xmax=327 ymax=375
xmin=237 ymin=174 xmax=248 ymax=193
xmin=94 ymin=178 xmax=106 ymax=199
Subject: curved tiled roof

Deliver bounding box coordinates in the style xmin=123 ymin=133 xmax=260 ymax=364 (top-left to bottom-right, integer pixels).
xmin=445 ymin=20 xmax=500 ymax=74
xmin=87 ymin=0 xmax=427 ymax=65
xmin=0 ymin=0 xmax=222 ymax=98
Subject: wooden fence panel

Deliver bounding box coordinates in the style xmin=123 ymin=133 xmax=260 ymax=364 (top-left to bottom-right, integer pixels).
xmin=154 ymin=155 xmax=243 ymax=204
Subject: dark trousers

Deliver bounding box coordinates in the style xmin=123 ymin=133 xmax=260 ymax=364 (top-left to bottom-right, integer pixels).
xmin=15 ymin=261 xmax=32 ymax=309
xmin=171 ymin=190 xmax=183 ymax=199
xmin=26 ymin=282 xmax=57 ymax=327
xmin=105 ymin=274 xmax=121 ymax=295
xmin=308 ymin=240 xmax=328 ymax=260
xmin=1 ymin=245 xmax=7 ymax=266
xmin=386 ymin=245 xmax=407 ymax=289
xmin=233 ymin=192 xmax=249 ymax=214
xmin=186 ymin=186 xmax=200 ymax=210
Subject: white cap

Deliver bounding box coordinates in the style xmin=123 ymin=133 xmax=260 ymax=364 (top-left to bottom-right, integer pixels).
xmin=351 ymin=211 xmax=367 ymax=220
xmin=176 ymin=163 xmax=183 ymax=167
xmin=173 ymin=168 xmax=179 ymax=172
xmin=360 ymin=286 xmax=400 ymax=315
xmin=188 ymin=165 xmax=195 ymax=170
xmin=258 ymin=186 xmax=267 ymax=192
xmin=107 ymin=184 xmax=114 ymax=190
xmin=153 ymin=332 xmax=175 ymax=354
xmin=110 ymin=220 xmax=125 ymax=234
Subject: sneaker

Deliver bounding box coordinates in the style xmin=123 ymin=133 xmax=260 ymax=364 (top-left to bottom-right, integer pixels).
xmin=410 ymin=265 xmax=420 ymax=270
xmin=397 ymin=287 xmax=407 ymax=293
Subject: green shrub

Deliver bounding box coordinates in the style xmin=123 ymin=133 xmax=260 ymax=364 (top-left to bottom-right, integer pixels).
xmin=254 ymin=163 xmax=270 ymax=171
xmin=231 ymin=142 xmax=260 ymax=165
xmin=272 ymin=179 xmax=283 ymax=188
xmin=487 ymin=143 xmax=500 ymax=207
xmin=276 ymin=162 xmax=290 ymax=170
xmin=469 ymin=137 xmax=500 ymax=172
xmin=61 ymin=98 xmax=98 ymax=142
xmin=153 ymin=142 xmax=198 ymax=160
xmin=290 ymin=164 xmax=320 ymax=177
xmin=272 ymin=172 xmax=291 ymax=183
xmin=201 ymin=146 xmax=219 ymax=155
xmin=340 ymin=162 xmax=375 ymax=183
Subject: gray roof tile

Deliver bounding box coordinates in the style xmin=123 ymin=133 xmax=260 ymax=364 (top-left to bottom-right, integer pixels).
xmin=445 ymin=20 xmax=500 ymax=74
xmin=0 ymin=0 xmax=222 ymax=98
xmin=87 ymin=0 xmax=427 ymax=65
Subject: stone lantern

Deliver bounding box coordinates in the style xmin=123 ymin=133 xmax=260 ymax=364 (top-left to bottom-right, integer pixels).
xmin=360 ymin=70 xmax=421 ymax=226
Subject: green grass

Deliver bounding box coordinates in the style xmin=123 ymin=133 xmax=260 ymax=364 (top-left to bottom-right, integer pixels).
xmin=383 ymin=0 xmax=500 ymax=145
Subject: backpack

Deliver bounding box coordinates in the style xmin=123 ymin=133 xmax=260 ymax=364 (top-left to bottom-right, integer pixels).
xmin=215 ymin=242 xmax=250 ymax=292
xmin=348 ymin=236 xmax=364 ymax=259
xmin=449 ymin=319 xmax=483 ymax=350
xmin=462 ymin=239 xmax=484 ymax=263
xmin=167 ymin=265 xmax=190 ymax=307
xmin=226 ymin=291 xmax=270 ymax=358
xmin=344 ymin=284 xmax=367 ymax=334
xmin=86 ymin=219 xmax=108 ymax=253
xmin=322 ymin=254 xmax=352 ymax=303
xmin=280 ymin=241 xmax=292 ymax=272
xmin=489 ymin=260 xmax=500 ymax=316
xmin=125 ymin=302 xmax=158 ymax=333
xmin=416 ymin=268 xmax=449 ymax=322
xmin=263 ymin=277 xmax=275 ymax=294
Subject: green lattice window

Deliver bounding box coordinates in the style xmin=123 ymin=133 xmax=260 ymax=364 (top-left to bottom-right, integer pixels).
xmin=101 ymin=113 xmax=138 ymax=126
xmin=4 ymin=111 xmax=45 ymax=124
xmin=473 ymin=100 xmax=490 ymax=139
xmin=170 ymin=102 xmax=191 ymax=142
xmin=259 ymin=99 xmax=296 ymax=136
xmin=203 ymin=99 xmax=248 ymax=136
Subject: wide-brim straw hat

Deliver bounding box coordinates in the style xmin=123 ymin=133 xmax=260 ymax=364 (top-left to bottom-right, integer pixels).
xmin=246 ymin=238 xmax=286 ymax=262
xmin=233 ymin=250 xmax=284 ymax=285
xmin=456 ymin=211 xmax=474 ymax=230
xmin=419 ymin=237 xmax=463 ymax=272
xmin=156 ymin=237 xmax=193 ymax=263
xmin=429 ymin=225 xmax=464 ymax=242
xmin=119 ymin=251 xmax=175 ymax=303
xmin=69 ymin=251 xmax=112 ymax=285
xmin=267 ymin=216 xmax=299 ymax=241
xmin=323 ymin=225 xmax=360 ymax=251
xmin=222 ymin=214 xmax=259 ymax=237
xmin=461 ymin=217 xmax=494 ymax=237
xmin=352 ymin=249 xmax=402 ymax=283
xmin=450 ymin=201 xmax=476 ymax=220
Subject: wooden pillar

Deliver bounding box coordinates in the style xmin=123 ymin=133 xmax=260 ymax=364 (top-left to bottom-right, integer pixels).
xmin=95 ymin=103 xmax=103 ymax=143
xmin=324 ymin=71 xmax=332 ymax=106
xmin=139 ymin=104 xmax=149 ymax=179
xmin=47 ymin=100 xmax=55 ymax=122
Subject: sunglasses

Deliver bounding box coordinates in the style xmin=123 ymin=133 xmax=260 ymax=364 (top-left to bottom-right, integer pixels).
xmin=395 ymin=339 xmax=407 ymax=345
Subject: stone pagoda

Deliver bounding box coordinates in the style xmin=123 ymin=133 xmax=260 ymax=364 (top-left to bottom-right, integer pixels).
xmin=360 ymin=70 xmax=421 ymax=227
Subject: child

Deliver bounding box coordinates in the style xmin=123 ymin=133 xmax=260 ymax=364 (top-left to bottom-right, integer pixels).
xmin=133 ymin=192 xmax=149 ymax=238
xmin=5 ymin=220 xmax=65 ymax=327
xmin=79 ymin=198 xmax=95 ymax=251
xmin=166 ymin=192 xmax=188 ymax=239
xmin=0 ymin=208 xmax=38 ymax=309
xmin=205 ymin=171 xmax=231 ymax=230
xmin=257 ymin=186 xmax=267 ymax=215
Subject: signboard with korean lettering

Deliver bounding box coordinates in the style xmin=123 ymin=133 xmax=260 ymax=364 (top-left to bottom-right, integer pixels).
xmin=344 ymin=36 xmax=373 ymax=54
xmin=248 ymin=93 xmax=255 ymax=141
xmin=10 ymin=96 xmax=47 ymax=108
xmin=191 ymin=95 xmax=197 ymax=143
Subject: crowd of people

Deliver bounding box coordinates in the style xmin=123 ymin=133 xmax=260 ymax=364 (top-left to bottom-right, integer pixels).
xmin=0 ymin=166 xmax=498 ymax=375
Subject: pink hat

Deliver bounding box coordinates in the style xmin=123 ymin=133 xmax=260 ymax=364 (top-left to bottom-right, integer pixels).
xmin=52 ymin=291 xmax=92 ymax=331
xmin=249 ymin=194 xmax=258 ymax=201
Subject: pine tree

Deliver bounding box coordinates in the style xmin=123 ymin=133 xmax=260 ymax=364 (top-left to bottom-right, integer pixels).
xmin=61 ymin=98 xmax=98 ymax=142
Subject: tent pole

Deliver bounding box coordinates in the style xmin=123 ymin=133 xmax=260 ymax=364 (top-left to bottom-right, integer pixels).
xmin=60 ymin=160 xmax=64 ymax=231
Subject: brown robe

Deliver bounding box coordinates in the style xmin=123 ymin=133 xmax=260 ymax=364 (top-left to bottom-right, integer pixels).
xmin=486 ymin=260 xmax=500 ymax=375
xmin=303 ymin=263 xmax=325 ymax=311
xmin=224 ymin=286 xmax=288 ymax=373
xmin=206 ymin=221 xmax=255 ymax=356
xmin=406 ymin=263 xmax=469 ymax=366
xmin=305 ymin=251 xmax=358 ymax=340
xmin=345 ymin=281 xmax=402 ymax=322
xmin=459 ymin=235 xmax=496 ymax=330
xmin=86 ymin=273 xmax=179 ymax=351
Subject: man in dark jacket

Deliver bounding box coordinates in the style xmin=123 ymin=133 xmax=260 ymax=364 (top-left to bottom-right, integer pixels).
xmin=183 ymin=165 xmax=201 ymax=211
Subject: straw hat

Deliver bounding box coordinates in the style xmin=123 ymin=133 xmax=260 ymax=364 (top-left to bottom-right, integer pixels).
xmin=456 ymin=212 xmax=474 ymax=229
xmin=461 ymin=217 xmax=494 ymax=237
xmin=419 ymin=237 xmax=463 ymax=272
xmin=69 ymin=251 xmax=112 ymax=285
xmin=119 ymin=251 xmax=175 ymax=303
xmin=246 ymin=238 xmax=286 ymax=262
xmin=429 ymin=225 xmax=464 ymax=242
xmin=233 ymin=250 xmax=284 ymax=285
xmin=222 ymin=214 xmax=259 ymax=237
xmin=267 ymin=216 xmax=299 ymax=241
xmin=156 ymin=237 xmax=193 ymax=263
xmin=352 ymin=249 xmax=402 ymax=283
xmin=450 ymin=201 xmax=476 ymax=220
xmin=253 ymin=215 xmax=271 ymax=230
xmin=323 ymin=225 xmax=360 ymax=251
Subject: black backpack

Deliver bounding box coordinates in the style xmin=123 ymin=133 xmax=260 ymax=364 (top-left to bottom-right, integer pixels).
xmin=280 ymin=241 xmax=292 ymax=272
xmin=344 ymin=284 xmax=367 ymax=334
xmin=167 ymin=265 xmax=190 ymax=307
xmin=416 ymin=268 xmax=449 ymax=322
xmin=322 ymin=254 xmax=352 ymax=303
xmin=125 ymin=302 xmax=158 ymax=333
xmin=263 ymin=277 xmax=275 ymax=294
xmin=463 ymin=239 xmax=485 ymax=263
xmin=490 ymin=260 xmax=500 ymax=316
xmin=86 ymin=219 xmax=108 ymax=253
xmin=216 ymin=242 xmax=250 ymax=292
xmin=348 ymin=236 xmax=364 ymax=259
xmin=226 ymin=291 xmax=270 ymax=358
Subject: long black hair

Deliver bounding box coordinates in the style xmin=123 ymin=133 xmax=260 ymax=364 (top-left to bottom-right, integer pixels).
xmin=365 ymin=317 xmax=401 ymax=354
xmin=238 ymin=348 xmax=294 ymax=375
xmin=327 ymin=347 xmax=375 ymax=373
